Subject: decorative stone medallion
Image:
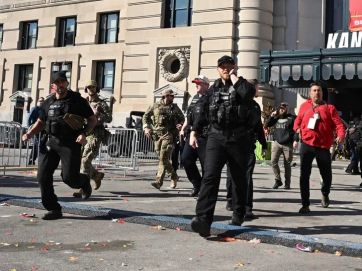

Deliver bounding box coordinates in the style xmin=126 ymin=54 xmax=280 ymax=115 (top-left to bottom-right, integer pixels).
xmin=158 ymin=48 xmax=190 ymax=82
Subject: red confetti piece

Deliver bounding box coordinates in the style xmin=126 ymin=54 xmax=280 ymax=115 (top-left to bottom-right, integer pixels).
xmin=40 ymin=246 xmax=49 ymax=253
xmin=20 ymin=213 xmax=36 ymax=218
xmin=117 ymin=218 xmax=125 ymax=224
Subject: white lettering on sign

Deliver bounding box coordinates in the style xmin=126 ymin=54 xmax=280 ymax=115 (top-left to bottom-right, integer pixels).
xmin=327 ymin=33 xmax=338 ymax=48
xmin=351 ymin=31 xmax=362 ymax=47
xmin=339 ymin=32 xmax=349 ymax=48
xmin=327 ymin=31 xmax=362 ymax=49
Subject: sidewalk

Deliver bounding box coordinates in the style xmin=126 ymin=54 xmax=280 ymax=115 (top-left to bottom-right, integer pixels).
xmin=1 ymin=159 xmax=361 ymax=257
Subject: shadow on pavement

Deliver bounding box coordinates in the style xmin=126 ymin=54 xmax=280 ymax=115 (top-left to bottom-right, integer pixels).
xmin=253 ymin=208 xmax=362 ymax=218
xmin=0 ymin=176 xmax=38 ymax=188
xmin=245 ymin=224 xmax=362 ymax=237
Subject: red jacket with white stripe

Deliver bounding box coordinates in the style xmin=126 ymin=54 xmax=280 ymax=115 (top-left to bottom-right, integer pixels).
xmin=293 ymin=100 xmax=345 ymax=149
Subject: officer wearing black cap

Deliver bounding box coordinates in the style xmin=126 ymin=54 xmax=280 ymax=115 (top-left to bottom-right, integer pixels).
xmin=189 ymin=55 xmax=256 ymax=237
xmin=22 ymin=71 xmax=97 ymax=220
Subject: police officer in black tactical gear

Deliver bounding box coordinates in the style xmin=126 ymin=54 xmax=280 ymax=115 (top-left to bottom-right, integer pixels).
xmin=22 ymin=71 xmax=97 ymax=220
xmin=225 ymin=80 xmax=268 ymax=220
xmin=189 ymin=56 xmax=257 ymax=237
xmin=180 ymin=75 xmax=210 ymax=197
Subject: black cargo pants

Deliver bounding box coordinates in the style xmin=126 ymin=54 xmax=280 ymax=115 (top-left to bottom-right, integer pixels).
xmin=181 ymin=135 xmax=207 ymax=191
xmin=196 ymin=128 xmax=252 ymax=224
xmin=226 ymin=150 xmax=256 ymax=209
xmin=37 ymin=136 xmax=90 ymax=211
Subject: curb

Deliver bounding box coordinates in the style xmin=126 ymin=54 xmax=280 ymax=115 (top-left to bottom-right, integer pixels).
xmin=1 ymin=196 xmax=361 ymax=258
xmin=255 ymin=161 xmax=347 ymax=170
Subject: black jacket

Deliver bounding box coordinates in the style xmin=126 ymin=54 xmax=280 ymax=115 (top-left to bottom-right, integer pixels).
xmin=266 ymin=113 xmax=297 ymax=145
xmin=192 ymin=77 xmax=256 ymax=134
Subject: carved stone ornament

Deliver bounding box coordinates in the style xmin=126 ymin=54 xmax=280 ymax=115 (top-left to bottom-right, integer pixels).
xmin=158 ymin=48 xmax=190 ymax=82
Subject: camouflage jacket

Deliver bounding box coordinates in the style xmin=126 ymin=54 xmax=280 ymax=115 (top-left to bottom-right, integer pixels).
xmin=87 ymin=95 xmax=112 ymax=139
xmin=142 ymin=99 xmax=185 ymax=137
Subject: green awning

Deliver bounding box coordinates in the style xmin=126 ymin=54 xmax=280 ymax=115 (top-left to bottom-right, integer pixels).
xmin=260 ymin=48 xmax=362 ymax=89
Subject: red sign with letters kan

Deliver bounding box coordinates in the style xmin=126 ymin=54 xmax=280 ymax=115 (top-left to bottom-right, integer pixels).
xmin=349 ymin=0 xmax=362 ymax=31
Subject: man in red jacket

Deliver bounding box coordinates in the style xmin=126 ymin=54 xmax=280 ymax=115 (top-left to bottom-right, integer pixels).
xmin=293 ymin=82 xmax=345 ymax=214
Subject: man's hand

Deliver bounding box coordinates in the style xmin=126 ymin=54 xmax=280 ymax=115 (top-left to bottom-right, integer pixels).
xmin=144 ymin=128 xmax=152 ymax=138
xmin=229 ymin=64 xmax=238 ymax=76
xmin=189 ymin=131 xmax=198 ymax=149
xmin=293 ymin=141 xmax=299 ymax=149
xmin=76 ymin=134 xmax=87 ymax=145
xmin=22 ymin=133 xmax=32 ymax=142
xmin=271 ymin=111 xmax=278 ymax=117
xmin=262 ymin=149 xmax=267 ymax=158
xmin=336 ymin=137 xmax=344 ymax=145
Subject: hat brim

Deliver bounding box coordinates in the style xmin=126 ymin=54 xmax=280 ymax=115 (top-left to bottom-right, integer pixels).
xmin=192 ymin=79 xmax=205 ymax=84
xmin=218 ymin=60 xmax=235 ymax=67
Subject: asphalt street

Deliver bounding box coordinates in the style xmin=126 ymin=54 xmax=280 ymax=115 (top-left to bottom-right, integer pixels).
xmin=0 ymin=205 xmax=361 ymax=271
xmin=0 ymin=158 xmax=361 ymax=269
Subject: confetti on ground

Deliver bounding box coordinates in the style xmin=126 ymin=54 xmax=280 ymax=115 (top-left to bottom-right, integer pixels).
xmin=176 ymin=227 xmax=181 ymax=231
xmin=335 ymin=251 xmax=342 ymax=256
xmin=151 ymin=225 xmax=166 ymax=230
xmin=112 ymin=218 xmax=125 ymax=224
xmin=296 ymin=243 xmax=313 ymax=252
xmin=235 ymin=262 xmax=244 ymax=268
xmin=221 ymin=237 xmax=237 ymax=242
xmin=1 ymin=242 xmax=11 ymax=246
xmin=69 ymin=256 xmax=79 ymax=262
xmin=0 ymin=203 xmax=10 ymax=206
xmin=248 ymin=238 xmax=261 ymax=244
xmin=40 ymin=246 xmax=49 ymax=253
xmin=20 ymin=213 xmax=36 ymax=218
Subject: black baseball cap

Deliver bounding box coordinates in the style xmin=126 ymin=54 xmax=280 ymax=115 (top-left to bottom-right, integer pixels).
xmin=51 ymin=71 xmax=68 ymax=83
xmin=217 ymin=55 xmax=235 ymax=67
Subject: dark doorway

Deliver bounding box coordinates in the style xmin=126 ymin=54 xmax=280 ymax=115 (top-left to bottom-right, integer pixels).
xmin=328 ymin=88 xmax=362 ymax=121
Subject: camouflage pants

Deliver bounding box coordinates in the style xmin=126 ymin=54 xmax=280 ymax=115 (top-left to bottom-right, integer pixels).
xmin=154 ymin=133 xmax=178 ymax=183
xmin=81 ymin=135 xmax=101 ymax=180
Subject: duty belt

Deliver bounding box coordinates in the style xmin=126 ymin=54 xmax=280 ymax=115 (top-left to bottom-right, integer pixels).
xmin=209 ymin=125 xmax=251 ymax=138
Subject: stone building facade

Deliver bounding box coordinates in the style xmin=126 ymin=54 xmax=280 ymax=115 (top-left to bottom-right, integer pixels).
xmin=1 ymin=0 xmax=353 ymax=126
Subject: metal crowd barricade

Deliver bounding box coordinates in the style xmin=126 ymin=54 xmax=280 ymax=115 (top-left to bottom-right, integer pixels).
xmin=0 ymin=121 xmax=44 ymax=173
xmin=0 ymin=121 xmax=24 ymax=169
xmin=95 ymin=127 xmax=158 ymax=172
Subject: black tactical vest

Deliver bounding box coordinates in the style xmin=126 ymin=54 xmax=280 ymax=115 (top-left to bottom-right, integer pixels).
xmin=209 ymin=81 xmax=259 ymax=131
xmin=187 ymin=94 xmax=209 ymax=137
xmin=45 ymin=92 xmax=80 ymax=139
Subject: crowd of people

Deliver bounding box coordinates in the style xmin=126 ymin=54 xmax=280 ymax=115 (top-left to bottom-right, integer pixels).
xmin=22 ymin=56 xmax=361 ymax=235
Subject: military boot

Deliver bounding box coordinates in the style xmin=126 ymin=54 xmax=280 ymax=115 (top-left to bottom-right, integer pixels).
xmin=170 ymin=177 xmax=178 ymax=189
xmin=93 ymin=172 xmax=104 ymax=190
xmin=151 ymin=178 xmax=163 ymax=190
xmin=73 ymin=189 xmax=83 ymax=198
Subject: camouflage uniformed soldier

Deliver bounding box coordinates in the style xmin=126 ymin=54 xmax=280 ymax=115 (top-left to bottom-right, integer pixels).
xmin=73 ymin=80 xmax=112 ymax=198
xmin=143 ymin=89 xmax=185 ymax=189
